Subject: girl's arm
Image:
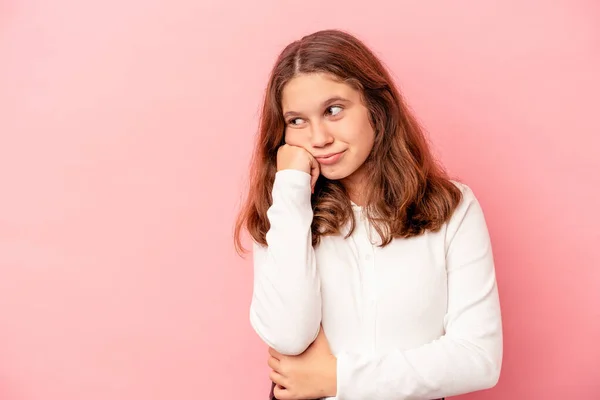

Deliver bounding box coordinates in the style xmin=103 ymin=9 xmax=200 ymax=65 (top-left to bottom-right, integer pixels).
xmin=249 ymin=169 xmax=322 ymax=356
xmin=335 ymin=184 xmax=503 ymax=400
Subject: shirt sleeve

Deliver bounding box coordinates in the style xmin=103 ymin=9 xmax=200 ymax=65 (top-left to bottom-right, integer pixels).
xmin=335 ymin=184 xmax=503 ymax=400
xmin=249 ymin=169 xmax=322 ymax=356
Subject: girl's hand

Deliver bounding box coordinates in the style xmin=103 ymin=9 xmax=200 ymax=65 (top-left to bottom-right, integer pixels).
xmin=267 ymin=326 xmax=337 ymax=400
xmin=276 ymin=144 xmax=320 ymax=193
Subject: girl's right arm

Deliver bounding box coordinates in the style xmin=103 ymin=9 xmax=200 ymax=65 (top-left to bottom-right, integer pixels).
xmin=249 ymin=168 xmax=322 ymax=356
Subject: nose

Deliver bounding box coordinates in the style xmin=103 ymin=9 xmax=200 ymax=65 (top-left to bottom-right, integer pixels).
xmin=310 ymin=121 xmax=334 ymax=148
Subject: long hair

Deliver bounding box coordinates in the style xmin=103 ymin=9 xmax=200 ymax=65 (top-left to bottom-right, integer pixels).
xmin=234 ymin=29 xmax=462 ymax=255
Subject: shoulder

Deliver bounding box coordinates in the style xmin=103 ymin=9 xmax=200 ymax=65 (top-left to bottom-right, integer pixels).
xmin=444 ymin=180 xmax=490 ymax=241
xmin=448 ymin=179 xmax=480 ymax=211
xmin=450 ymin=179 xmax=474 ymax=197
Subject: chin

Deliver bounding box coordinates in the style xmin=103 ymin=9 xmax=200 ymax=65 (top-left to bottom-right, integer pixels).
xmin=320 ymin=166 xmax=353 ymax=181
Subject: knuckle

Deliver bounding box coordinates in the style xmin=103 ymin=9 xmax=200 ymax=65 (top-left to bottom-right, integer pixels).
xmin=269 ymin=371 xmax=277 ymax=382
xmin=278 ymin=359 xmax=288 ymax=370
xmin=274 ymin=386 xmax=289 ymax=399
xmin=280 ymin=363 xmax=292 ymax=376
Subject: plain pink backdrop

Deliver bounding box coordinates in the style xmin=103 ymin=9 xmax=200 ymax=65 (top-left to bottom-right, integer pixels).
xmin=1 ymin=0 xmax=599 ymax=399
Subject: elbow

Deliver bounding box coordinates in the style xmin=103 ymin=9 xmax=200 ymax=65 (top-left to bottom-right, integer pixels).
xmin=249 ymin=307 xmax=319 ymax=356
xmin=475 ymin=346 xmax=502 ymax=391
xmin=248 ymin=280 xmax=322 ymax=355
xmin=479 ymin=360 xmax=501 ymax=390
xmin=488 ymin=354 xmax=502 ymax=388
xmin=454 ymin=335 xmax=502 ymax=392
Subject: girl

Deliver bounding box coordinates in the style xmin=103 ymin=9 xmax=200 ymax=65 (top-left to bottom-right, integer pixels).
xmin=234 ymin=29 xmax=503 ymax=400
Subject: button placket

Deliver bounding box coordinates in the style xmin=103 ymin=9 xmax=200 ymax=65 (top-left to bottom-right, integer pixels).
xmin=365 ymin=240 xmax=377 ymax=350
xmin=355 ymin=212 xmax=377 ymax=348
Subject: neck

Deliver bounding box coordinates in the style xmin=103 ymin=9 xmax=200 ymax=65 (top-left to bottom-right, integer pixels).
xmin=342 ymin=174 xmax=367 ymax=206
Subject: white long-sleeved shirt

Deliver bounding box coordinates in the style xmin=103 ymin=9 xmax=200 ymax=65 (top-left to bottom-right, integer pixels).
xmin=250 ymin=169 xmax=503 ymax=400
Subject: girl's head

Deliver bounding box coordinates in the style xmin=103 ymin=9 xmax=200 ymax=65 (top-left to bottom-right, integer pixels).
xmin=281 ymin=71 xmax=375 ymax=192
xmin=235 ymin=29 xmax=461 ymax=254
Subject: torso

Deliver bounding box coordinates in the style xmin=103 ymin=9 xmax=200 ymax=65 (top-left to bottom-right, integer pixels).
xmin=316 ymin=204 xmax=449 ymax=357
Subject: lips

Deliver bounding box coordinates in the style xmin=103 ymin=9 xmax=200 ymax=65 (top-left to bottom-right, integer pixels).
xmin=315 ymin=150 xmax=345 ymax=165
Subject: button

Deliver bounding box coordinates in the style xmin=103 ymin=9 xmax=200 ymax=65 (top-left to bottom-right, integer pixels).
xmin=364 ymin=254 xmax=372 ymax=261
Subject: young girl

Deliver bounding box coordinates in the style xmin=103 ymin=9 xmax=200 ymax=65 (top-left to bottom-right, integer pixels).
xmin=234 ymin=29 xmax=503 ymax=400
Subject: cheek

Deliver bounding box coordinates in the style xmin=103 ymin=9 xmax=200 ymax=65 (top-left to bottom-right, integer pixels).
xmin=340 ymin=119 xmax=374 ymax=150
xmin=284 ymin=129 xmax=304 ymax=146
xmin=284 ymin=130 xmax=314 ymax=154
xmin=363 ymin=128 xmax=376 ymax=152
xmin=335 ymin=119 xmax=360 ymax=142
xmin=358 ymin=114 xmax=376 ymax=151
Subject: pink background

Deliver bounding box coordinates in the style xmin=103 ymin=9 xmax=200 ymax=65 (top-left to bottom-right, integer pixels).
xmin=1 ymin=0 xmax=599 ymax=399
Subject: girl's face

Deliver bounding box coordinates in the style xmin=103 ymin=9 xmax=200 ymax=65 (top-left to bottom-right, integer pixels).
xmin=281 ymin=73 xmax=375 ymax=192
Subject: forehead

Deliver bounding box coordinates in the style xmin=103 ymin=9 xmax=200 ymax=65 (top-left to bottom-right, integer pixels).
xmin=281 ymin=73 xmax=359 ymax=112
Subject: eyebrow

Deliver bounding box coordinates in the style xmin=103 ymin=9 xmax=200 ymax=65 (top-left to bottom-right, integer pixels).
xmin=283 ymin=96 xmax=351 ymax=118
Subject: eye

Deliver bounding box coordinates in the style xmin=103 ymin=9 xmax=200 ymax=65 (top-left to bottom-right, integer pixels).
xmin=287 ymin=117 xmax=305 ymax=126
xmin=326 ymin=105 xmax=343 ymax=116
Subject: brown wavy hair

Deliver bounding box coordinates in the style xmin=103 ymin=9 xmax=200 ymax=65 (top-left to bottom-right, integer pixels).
xmin=234 ymin=29 xmax=462 ymax=255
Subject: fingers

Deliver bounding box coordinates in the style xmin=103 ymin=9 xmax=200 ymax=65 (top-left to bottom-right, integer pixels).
xmin=267 ymin=355 xmax=280 ymax=371
xmin=273 ymin=384 xmax=293 ymax=400
xmin=309 ymin=155 xmax=320 ymax=193
xmin=276 ymin=144 xmax=321 ymax=192
xmin=276 ymin=144 xmax=313 ymax=175
xmin=269 ymin=370 xmax=288 ymax=389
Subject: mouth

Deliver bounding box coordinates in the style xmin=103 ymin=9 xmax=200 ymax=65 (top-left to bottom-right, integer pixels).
xmin=315 ymin=150 xmax=346 ymax=165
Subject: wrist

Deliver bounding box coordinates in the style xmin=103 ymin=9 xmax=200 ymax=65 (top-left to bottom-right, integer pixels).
xmin=277 ymin=163 xmax=311 ymax=174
